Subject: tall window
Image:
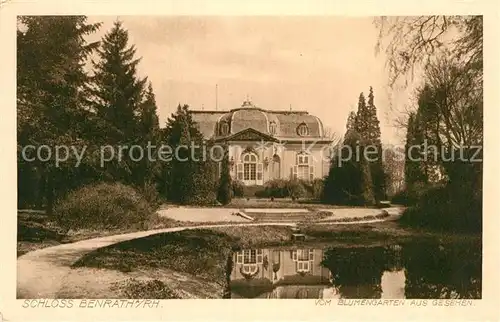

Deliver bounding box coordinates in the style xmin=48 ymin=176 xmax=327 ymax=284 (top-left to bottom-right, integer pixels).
xmin=219 ymin=121 xmax=229 ymax=135
xmin=236 ymin=249 xmax=264 ymax=274
xmin=243 ymin=153 xmax=257 ymax=180
xmin=237 ymin=152 xmax=263 ymax=182
xmin=293 ymin=152 xmax=314 ymax=181
xmin=269 ymin=121 xmax=277 ymax=135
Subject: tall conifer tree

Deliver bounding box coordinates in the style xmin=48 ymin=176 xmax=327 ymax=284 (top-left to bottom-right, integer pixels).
xmin=90 ymin=20 xmax=148 ymax=184
xmin=17 ymin=16 xmax=101 ymax=212
xmin=164 ymin=105 xmax=217 ymax=205
xmin=323 ymin=113 xmax=375 ymax=206
xmin=135 ymin=82 xmax=161 ymax=187
xmin=354 ymin=88 xmax=386 ymax=201
xmin=365 ymin=87 xmax=386 ymax=201
xmin=404 ymin=112 xmax=428 ymax=186
xmin=91 ymin=20 xmax=147 ymax=144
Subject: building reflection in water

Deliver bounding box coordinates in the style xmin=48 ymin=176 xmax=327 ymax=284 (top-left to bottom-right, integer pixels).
xmin=229 ymin=240 xmax=481 ymax=299
xmin=229 ymin=246 xmax=407 ymax=299
xmin=230 ymin=248 xmax=331 ymax=299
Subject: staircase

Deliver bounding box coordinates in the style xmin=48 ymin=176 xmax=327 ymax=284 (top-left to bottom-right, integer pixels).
xmin=240 ymin=210 xmax=329 ymax=222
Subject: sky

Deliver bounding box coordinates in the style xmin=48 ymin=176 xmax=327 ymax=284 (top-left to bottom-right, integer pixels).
xmin=86 ymin=16 xmax=414 ymax=145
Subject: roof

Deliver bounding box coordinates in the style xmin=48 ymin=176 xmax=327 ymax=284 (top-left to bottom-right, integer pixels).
xmin=189 ymin=100 xmax=328 ymax=141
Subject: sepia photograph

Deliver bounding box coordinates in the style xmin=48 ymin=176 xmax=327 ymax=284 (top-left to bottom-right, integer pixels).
xmin=10 ymin=8 xmax=489 ymax=315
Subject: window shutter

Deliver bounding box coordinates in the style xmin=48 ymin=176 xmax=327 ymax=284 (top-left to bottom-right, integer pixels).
xmin=257 ymin=163 xmax=263 ymax=180
xmin=237 ymin=163 xmax=243 ymax=180
xmin=292 ymin=250 xmax=297 ymax=261
xmin=309 ymin=249 xmax=314 ymax=260
xmin=292 ymin=166 xmax=298 ymax=179
xmin=257 ymin=249 xmax=263 ymax=264
xmin=236 ymin=251 xmax=243 ymax=264
xmin=309 ymin=165 xmax=314 ymax=181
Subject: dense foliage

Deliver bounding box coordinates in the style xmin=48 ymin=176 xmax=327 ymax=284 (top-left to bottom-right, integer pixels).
xmin=17 ymin=17 xmax=222 ymax=217
xmin=162 ymin=104 xmax=218 ymax=205
xmin=253 ymin=179 xmax=328 ymax=200
xmin=323 ymin=89 xmax=384 ymax=206
xmin=17 ymin=16 xmax=102 ymax=213
xmin=378 ymin=16 xmax=483 ymax=232
xmin=54 ymin=182 xmax=153 ymax=230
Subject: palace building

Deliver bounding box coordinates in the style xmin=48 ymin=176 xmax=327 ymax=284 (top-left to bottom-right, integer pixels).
xmin=190 ymin=99 xmax=333 ymax=186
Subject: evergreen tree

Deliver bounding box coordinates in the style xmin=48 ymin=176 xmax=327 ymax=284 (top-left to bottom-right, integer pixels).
xmin=404 ymin=113 xmax=427 ymax=187
xmin=135 ymin=82 xmax=161 ymax=187
xmin=365 ymin=87 xmax=382 ymax=145
xmin=164 ymin=105 xmax=217 ymax=205
xmin=354 ymin=93 xmax=368 ymax=135
xmin=323 ymin=114 xmax=375 ymax=206
xmin=17 ymin=16 xmax=101 ymax=212
xmin=217 ymin=146 xmax=232 ymax=205
xmin=346 ymin=111 xmax=357 ymax=131
xmin=90 ymin=20 xmax=148 ymax=184
xmin=354 ymin=88 xmax=386 ymax=201
xmin=91 ymin=20 xmax=147 ymax=144
xmin=365 ymin=87 xmax=386 ymax=201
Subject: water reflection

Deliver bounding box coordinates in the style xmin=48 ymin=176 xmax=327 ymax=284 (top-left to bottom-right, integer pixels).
xmin=228 ymin=241 xmax=481 ymax=299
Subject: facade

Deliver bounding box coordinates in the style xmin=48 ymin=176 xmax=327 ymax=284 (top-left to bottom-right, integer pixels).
xmin=230 ymin=247 xmax=332 ymax=299
xmin=229 ymin=247 xmax=407 ymax=299
xmin=190 ymin=99 xmax=332 ymax=186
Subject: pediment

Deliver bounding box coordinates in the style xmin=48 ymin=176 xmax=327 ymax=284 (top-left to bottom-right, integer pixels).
xmin=217 ymin=128 xmax=278 ymax=142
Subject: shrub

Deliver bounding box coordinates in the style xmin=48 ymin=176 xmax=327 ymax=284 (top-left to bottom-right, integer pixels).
xmin=139 ymin=181 xmax=162 ymax=209
xmin=232 ymin=180 xmax=244 ymax=197
xmin=254 ymin=179 xmax=310 ymax=200
xmin=182 ymin=161 xmax=218 ymax=206
xmin=399 ymin=184 xmax=482 ymax=233
xmin=286 ymin=179 xmax=307 ymax=200
xmin=262 ymin=179 xmax=289 ymax=198
xmin=391 ymin=182 xmax=430 ymax=206
xmin=254 ymin=188 xmax=268 ymax=198
xmin=54 ymin=182 xmax=153 ymax=231
xmin=302 ymin=178 xmax=324 ymax=200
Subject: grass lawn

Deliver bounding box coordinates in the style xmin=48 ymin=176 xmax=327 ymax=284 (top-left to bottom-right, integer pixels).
xmin=72 ymin=226 xmax=294 ymax=298
xmin=17 ymin=211 xmax=194 ymax=257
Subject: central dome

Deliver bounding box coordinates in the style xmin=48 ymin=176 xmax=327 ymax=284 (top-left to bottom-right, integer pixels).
xmin=207 ymin=99 xmax=324 ymax=139
xmin=230 ymin=107 xmax=269 ymax=134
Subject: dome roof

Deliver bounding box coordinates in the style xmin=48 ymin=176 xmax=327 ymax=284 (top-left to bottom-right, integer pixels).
xmin=191 ymin=100 xmax=326 ymax=140
xmin=230 ymin=108 xmax=269 ymax=134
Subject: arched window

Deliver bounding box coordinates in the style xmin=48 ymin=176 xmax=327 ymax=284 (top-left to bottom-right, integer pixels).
xmin=269 ymin=121 xmax=277 ymax=135
xmin=237 ymin=152 xmax=263 ymax=182
xmin=271 ymin=154 xmax=281 ymax=179
xmin=297 ymin=123 xmax=309 ymax=136
xmin=242 ymin=264 xmax=258 ymax=274
xmin=235 ymin=249 xmax=263 ymax=275
xmin=219 ymin=121 xmax=229 ymax=135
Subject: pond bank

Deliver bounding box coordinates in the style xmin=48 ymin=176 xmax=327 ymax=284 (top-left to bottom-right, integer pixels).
xmin=18 ymin=219 xmax=480 ymax=299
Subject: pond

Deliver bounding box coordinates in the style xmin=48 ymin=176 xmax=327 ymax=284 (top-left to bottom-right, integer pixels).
xmin=228 ymin=240 xmax=481 ymax=299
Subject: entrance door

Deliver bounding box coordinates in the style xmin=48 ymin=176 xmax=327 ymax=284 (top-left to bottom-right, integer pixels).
xmin=240 ymin=152 xmax=263 ymax=185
